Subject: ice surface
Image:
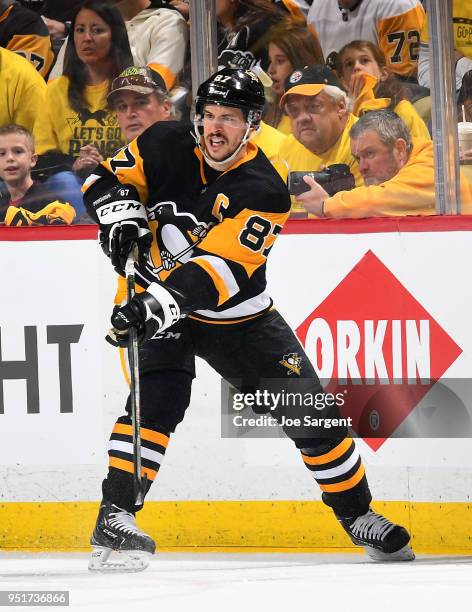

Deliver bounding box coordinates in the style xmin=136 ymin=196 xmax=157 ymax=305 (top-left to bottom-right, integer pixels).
xmin=0 ymin=552 xmax=471 ymax=612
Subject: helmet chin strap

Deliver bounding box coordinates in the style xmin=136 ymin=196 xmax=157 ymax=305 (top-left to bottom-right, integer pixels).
xmin=193 ymin=119 xmax=253 ymax=171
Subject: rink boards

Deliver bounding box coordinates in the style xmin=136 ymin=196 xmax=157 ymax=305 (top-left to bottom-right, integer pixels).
xmin=0 ymin=218 xmax=471 ymax=552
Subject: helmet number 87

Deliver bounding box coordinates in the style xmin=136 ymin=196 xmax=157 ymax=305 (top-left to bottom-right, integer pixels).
xmin=239 ymin=215 xmax=282 ymax=257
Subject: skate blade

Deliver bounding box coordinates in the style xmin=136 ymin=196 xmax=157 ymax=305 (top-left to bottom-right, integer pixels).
xmin=363 ymin=544 xmax=415 ymax=562
xmin=88 ymin=546 xmax=152 ymax=572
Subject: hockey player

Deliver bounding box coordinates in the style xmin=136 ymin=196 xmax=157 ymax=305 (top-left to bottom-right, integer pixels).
xmin=83 ymin=68 xmax=414 ymax=572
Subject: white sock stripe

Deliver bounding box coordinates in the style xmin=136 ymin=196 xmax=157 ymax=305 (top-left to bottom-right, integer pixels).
xmin=108 ymin=439 xmax=165 ymax=465
xmin=311 ymin=448 xmax=360 ymax=480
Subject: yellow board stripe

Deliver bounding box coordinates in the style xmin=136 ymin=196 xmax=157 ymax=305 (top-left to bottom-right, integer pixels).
xmin=1 ymin=501 xmax=472 ymax=554
xmin=301 ymin=438 xmax=352 ymax=466
xmin=108 ymin=456 xmax=158 ymax=481
xmin=318 ymin=464 xmax=365 ymax=493
xmin=112 ymin=423 xmax=169 ymax=448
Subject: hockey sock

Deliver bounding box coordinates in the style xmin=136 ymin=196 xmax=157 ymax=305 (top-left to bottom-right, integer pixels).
xmin=102 ymin=415 xmax=170 ymax=512
xmin=300 ymin=437 xmax=372 ymax=517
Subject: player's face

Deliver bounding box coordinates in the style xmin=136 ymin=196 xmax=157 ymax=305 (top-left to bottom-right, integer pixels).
xmin=351 ymin=130 xmax=406 ymax=185
xmin=285 ymin=91 xmax=347 ymax=154
xmin=0 ymin=134 xmax=36 ymax=186
xmin=74 ymin=9 xmax=112 ymax=65
xmin=268 ymin=43 xmax=294 ymax=96
xmin=339 ymin=46 xmax=387 ymax=88
xmin=202 ymin=104 xmax=248 ymax=162
xmin=114 ymin=91 xmax=172 ymax=142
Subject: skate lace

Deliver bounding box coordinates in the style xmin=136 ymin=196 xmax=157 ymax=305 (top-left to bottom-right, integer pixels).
xmin=107 ymin=508 xmax=143 ymax=536
xmin=349 ymin=510 xmax=395 ymax=542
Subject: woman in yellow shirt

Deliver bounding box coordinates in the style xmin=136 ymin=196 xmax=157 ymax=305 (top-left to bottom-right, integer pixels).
xmin=336 ymin=40 xmax=430 ymax=142
xmin=34 ymin=0 xmax=133 ymax=220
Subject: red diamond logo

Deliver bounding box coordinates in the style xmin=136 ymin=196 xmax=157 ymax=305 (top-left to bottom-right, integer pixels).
xmin=296 ymin=251 xmax=462 ymax=450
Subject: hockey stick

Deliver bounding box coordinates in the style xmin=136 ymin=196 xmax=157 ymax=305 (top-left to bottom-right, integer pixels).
xmin=125 ymin=247 xmax=147 ymax=508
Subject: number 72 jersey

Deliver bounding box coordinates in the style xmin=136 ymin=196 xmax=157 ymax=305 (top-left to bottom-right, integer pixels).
xmin=83 ymin=121 xmax=291 ymax=324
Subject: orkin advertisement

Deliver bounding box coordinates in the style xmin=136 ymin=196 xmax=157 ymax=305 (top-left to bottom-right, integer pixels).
xmin=268 ymin=218 xmax=472 ymax=456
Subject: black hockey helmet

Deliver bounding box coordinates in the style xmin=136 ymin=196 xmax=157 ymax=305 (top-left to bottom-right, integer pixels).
xmin=195 ymin=68 xmax=265 ymax=127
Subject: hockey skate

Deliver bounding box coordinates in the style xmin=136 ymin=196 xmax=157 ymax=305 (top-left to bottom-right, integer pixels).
xmin=88 ymin=502 xmax=156 ymax=572
xmin=337 ymin=508 xmax=415 ymax=561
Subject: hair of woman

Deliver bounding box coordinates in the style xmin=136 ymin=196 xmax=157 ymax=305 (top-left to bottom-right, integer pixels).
xmin=63 ymin=0 xmax=133 ymax=112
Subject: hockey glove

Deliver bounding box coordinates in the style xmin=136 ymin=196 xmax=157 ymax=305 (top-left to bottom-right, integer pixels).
xmin=92 ymin=183 xmax=152 ymax=274
xmin=107 ymin=282 xmax=184 ymax=346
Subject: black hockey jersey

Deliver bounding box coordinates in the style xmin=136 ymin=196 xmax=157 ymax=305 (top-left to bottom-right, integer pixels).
xmin=0 ymin=0 xmax=54 ymax=77
xmin=83 ymin=121 xmax=291 ymax=324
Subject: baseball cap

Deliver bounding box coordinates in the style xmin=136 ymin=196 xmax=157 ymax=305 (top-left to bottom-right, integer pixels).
xmin=280 ymin=65 xmax=341 ymax=108
xmin=108 ymin=66 xmax=167 ymax=104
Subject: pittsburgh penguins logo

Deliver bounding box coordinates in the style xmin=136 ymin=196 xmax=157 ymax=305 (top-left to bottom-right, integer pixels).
xmin=145 ymin=201 xmax=209 ymax=276
xmin=279 ymin=353 xmax=302 ymax=376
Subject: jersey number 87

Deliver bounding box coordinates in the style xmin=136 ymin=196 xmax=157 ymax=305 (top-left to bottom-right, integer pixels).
xmin=239 ymin=215 xmax=282 ymax=257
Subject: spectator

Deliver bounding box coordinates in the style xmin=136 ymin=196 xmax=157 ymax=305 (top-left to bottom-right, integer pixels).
xmin=0 ymin=0 xmax=54 ymax=77
xmin=0 ymin=46 xmax=46 ymax=131
xmin=307 ymin=0 xmax=425 ymax=81
xmin=265 ymin=18 xmax=324 ymax=134
xmin=0 ymin=124 xmax=75 ymax=225
xmin=278 ymin=66 xmax=362 ymax=214
xmin=418 ymin=0 xmax=472 ymax=92
xmin=216 ymin=0 xmax=285 ymax=72
xmin=336 ymin=40 xmax=430 ymax=140
xmin=50 ymin=0 xmax=188 ymax=91
xmin=33 ymin=0 xmax=133 ymax=219
xmin=108 ymin=65 xmax=172 ymax=142
xmin=296 ymin=109 xmax=472 ymax=217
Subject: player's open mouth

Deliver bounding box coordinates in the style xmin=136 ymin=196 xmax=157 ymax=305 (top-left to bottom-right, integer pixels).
xmin=208 ymin=136 xmax=227 ymax=149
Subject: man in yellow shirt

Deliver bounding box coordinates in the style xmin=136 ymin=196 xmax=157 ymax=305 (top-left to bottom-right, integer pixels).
xmin=296 ymin=109 xmax=472 ymax=217
xmin=0 ymin=46 xmax=46 ymax=131
xmin=278 ymin=65 xmax=362 ymax=214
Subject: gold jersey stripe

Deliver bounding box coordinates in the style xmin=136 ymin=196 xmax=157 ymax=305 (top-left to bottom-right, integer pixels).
xmin=112 ymin=423 xmax=169 ymax=448
xmin=318 ymin=464 xmax=365 ymax=493
xmin=192 ymin=258 xmax=231 ymax=306
xmin=301 ymin=437 xmax=353 ymax=466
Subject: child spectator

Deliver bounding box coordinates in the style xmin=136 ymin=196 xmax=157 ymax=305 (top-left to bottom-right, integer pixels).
xmin=33 ymin=0 xmax=133 ymax=218
xmin=0 ymin=124 xmax=75 ymax=225
xmin=336 ymin=40 xmax=430 ymax=141
xmin=265 ymin=18 xmax=324 ymax=134
xmin=307 ymin=0 xmax=425 ymax=81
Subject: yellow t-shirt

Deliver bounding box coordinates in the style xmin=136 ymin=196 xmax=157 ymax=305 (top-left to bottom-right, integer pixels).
xmin=0 ymin=46 xmax=46 ymax=131
xmin=34 ymin=76 xmax=125 ymax=158
xmin=324 ymin=138 xmax=472 ymax=217
xmin=420 ymin=0 xmax=472 ymax=60
xmin=278 ymin=112 xmax=362 ymax=214
xmin=276 ymin=113 xmax=292 ymax=136
xmin=252 ymin=121 xmax=288 ymax=181
xmin=353 ymin=74 xmax=430 ymax=141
